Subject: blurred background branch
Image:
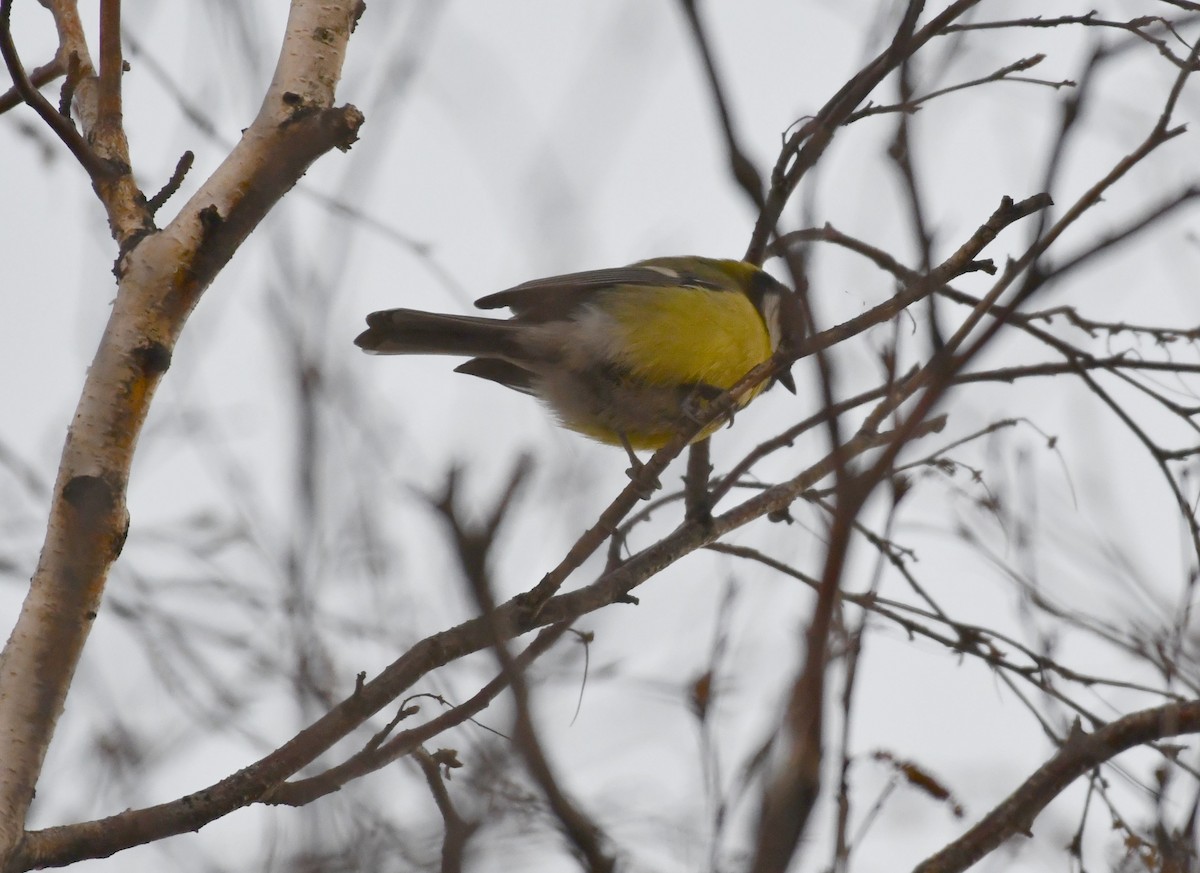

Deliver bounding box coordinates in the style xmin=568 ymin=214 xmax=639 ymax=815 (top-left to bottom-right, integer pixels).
xmin=1 ymin=2 xmax=1199 ymax=872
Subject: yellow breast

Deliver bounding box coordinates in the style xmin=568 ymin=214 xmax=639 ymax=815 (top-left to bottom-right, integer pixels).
xmin=603 ymin=286 xmax=773 ymax=391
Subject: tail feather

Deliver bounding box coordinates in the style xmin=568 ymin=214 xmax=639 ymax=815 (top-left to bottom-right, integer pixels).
xmin=355 ymin=308 xmax=522 ymax=358
xmin=454 ymin=358 xmax=537 ymax=395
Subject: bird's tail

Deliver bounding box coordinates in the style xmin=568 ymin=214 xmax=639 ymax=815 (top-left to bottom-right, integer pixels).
xmin=354 ymin=308 xmax=523 ymax=358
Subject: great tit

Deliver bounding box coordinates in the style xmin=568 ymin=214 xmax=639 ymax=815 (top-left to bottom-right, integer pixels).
xmin=355 ymin=257 xmax=803 ymax=452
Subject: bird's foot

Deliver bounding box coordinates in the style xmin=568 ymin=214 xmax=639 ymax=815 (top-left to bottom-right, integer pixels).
xmin=619 ymin=433 xmax=661 ymax=499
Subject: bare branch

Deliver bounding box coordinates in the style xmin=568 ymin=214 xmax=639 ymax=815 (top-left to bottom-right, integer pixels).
xmin=942 ymin=13 xmax=1200 ymax=70
xmin=745 ymin=0 xmax=985 ymax=265
xmin=0 ymin=53 xmax=64 ymax=114
xmin=912 ymin=701 xmax=1200 ymax=873
xmin=432 ymin=463 xmax=617 ymax=873
xmin=145 ymin=150 xmax=195 ymax=215
xmin=847 ymin=54 xmax=1074 ymax=123
xmin=677 ymin=0 xmax=765 ymax=209
xmin=414 ymin=747 xmax=476 ymax=873
xmin=0 ymin=0 xmax=108 ymax=177
xmin=265 ymin=624 xmax=571 ymax=808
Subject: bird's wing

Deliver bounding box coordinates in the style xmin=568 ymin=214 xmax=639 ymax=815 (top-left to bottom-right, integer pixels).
xmin=474 ymin=260 xmax=728 ymax=321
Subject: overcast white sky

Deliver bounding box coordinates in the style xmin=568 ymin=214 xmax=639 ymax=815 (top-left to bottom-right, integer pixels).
xmin=2 ymin=2 xmax=1199 ymax=871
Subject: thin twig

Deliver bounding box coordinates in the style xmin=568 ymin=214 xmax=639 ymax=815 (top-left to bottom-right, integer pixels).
xmin=414 ymin=747 xmax=475 ymax=873
xmin=0 ymin=54 xmax=64 ymax=114
xmin=0 ymin=0 xmax=109 ymax=178
xmin=146 ymin=150 xmax=194 ymax=215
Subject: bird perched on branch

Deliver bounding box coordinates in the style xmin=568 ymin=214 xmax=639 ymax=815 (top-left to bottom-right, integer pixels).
xmin=355 ymin=256 xmax=803 ymax=466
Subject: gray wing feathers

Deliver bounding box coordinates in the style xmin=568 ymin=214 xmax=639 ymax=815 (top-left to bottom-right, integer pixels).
xmin=474 ymin=264 xmax=694 ymax=319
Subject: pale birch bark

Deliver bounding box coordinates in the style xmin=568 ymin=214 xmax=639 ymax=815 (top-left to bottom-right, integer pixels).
xmin=0 ymin=2 xmax=363 ymax=868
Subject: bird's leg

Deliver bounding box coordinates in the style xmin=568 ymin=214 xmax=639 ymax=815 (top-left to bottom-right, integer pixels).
xmin=681 ymin=383 xmax=734 ymax=429
xmin=619 ymin=432 xmax=660 ymax=499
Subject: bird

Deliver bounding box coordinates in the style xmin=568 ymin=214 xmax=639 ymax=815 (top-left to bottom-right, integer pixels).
xmin=355 ymin=256 xmax=803 ymax=467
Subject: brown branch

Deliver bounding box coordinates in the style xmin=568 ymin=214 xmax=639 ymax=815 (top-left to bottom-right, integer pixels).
xmin=413 ymin=748 xmax=475 ymax=873
xmin=1042 ymin=186 xmax=1200 ymax=284
xmin=772 ymin=194 xmax=1052 ymax=360
xmin=790 ymin=230 xmax=1200 ymax=455
xmin=749 ymin=479 xmax=863 ymax=873
xmin=745 ymin=0 xmax=986 ymax=265
xmin=0 ymin=0 xmax=109 ymax=178
xmin=781 ymin=218 xmax=1200 ymax=378
xmin=266 ymin=623 xmax=572 ymax=808
xmin=96 ymin=0 xmax=121 ymax=134
xmin=1071 ymin=365 xmax=1200 ymax=561
xmin=360 ymin=200 xmax=1047 ymax=661
xmin=676 ymin=1 xmax=773 ymax=506
xmin=0 ymin=0 xmax=151 ymax=248
xmin=517 ymin=343 xmax=797 ymax=615
xmin=954 ymin=356 xmax=1200 ymax=383
xmin=888 ymin=57 xmax=939 ymax=352
xmin=3 ymin=5 xmax=1194 ymax=872
xmin=88 ymin=0 xmax=149 ymax=251
xmin=0 ymin=54 xmax=64 ymax=114
xmin=145 ymin=150 xmax=195 ymax=216
xmin=9 ymin=46 xmax=1185 ymax=858
xmin=942 ymin=13 xmax=1200 ymax=70
xmin=13 ymin=410 xmax=930 ymax=871
xmin=847 ymin=53 xmax=1192 ymax=515
xmin=677 ymin=0 xmax=765 ymax=209
xmin=709 ymin=382 xmax=893 ymax=504
xmin=746 ymin=39 xmax=1198 ymax=868
xmin=710 ymin=542 xmax=1188 ymax=709
xmin=729 ymin=184 xmax=1196 ymax=510
xmin=912 ymin=700 xmax=1200 ymax=873
xmin=683 ymin=437 xmax=713 ymax=522
xmin=846 ymin=54 xmax=1073 ymax=123
xmin=433 ymin=464 xmax=616 ymax=873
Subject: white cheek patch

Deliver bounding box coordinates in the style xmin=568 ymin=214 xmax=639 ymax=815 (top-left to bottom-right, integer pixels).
xmin=762 ymin=292 xmax=783 ymax=351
